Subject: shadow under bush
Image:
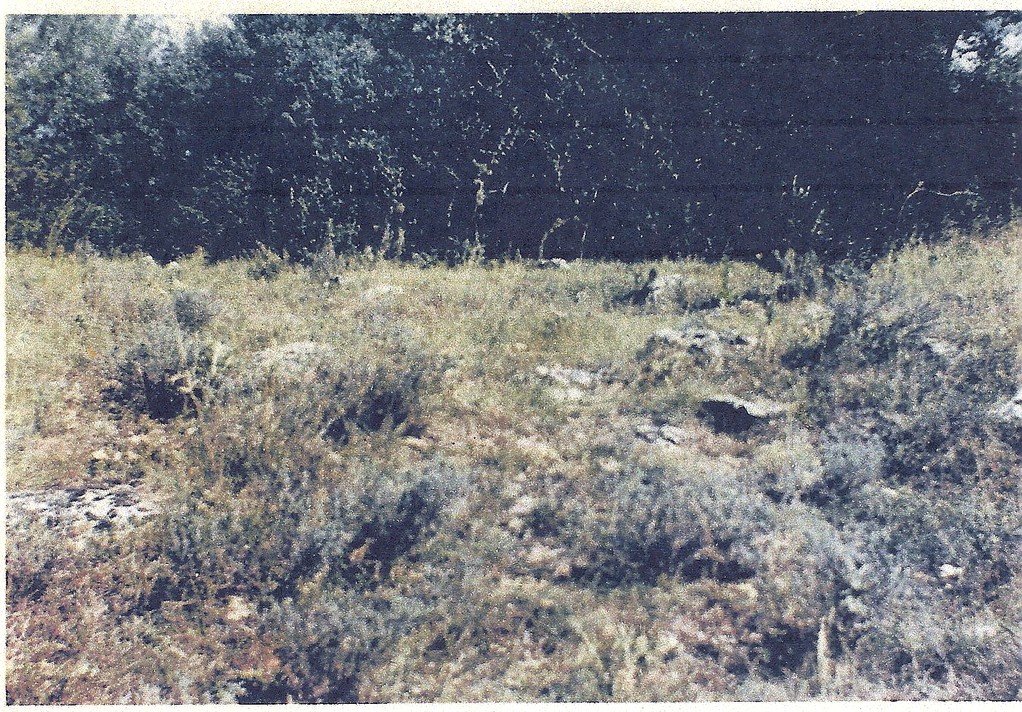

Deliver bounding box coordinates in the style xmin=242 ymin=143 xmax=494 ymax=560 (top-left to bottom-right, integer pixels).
xmin=568 ymin=466 xmax=776 ymax=586
xmin=106 ymin=294 xmax=229 ymax=421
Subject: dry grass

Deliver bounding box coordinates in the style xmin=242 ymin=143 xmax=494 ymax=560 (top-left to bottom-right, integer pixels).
xmin=6 ymin=224 xmax=1020 ymax=702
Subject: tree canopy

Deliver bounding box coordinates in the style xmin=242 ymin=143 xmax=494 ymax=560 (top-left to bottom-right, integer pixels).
xmin=6 ymin=13 xmax=1021 ymax=262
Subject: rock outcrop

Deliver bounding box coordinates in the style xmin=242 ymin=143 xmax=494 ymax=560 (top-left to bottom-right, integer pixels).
xmin=7 ymin=483 xmax=162 ymax=546
xmin=535 ymin=364 xmax=602 ymax=388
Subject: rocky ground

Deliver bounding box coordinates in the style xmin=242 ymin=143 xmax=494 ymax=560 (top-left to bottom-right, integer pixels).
xmin=7 ymin=481 xmax=163 ymax=547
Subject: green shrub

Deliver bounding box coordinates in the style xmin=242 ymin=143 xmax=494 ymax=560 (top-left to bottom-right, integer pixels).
xmin=135 ymin=329 xmax=461 ymax=602
xmin=152 ymin=442 xmax=467 ymax=604
xmin=838 ymin=554 xmax=1022 ymax=699
xmin=108 ymin=319 xmax=229 ymax=420
xmin=810 ymin=266 xmax=1019 ymax=489
xmin=172 ymin=288 xmax=219 ymax=333
xmin=243 ymin=593 xmax=394 ymax=703
xmin=5 ymin=519 xmax=72 ymax=604
xmin=131 ymin=364 xmax=469 ymax=700
xmin=775 ymin=248 xmax=824 ymax=303
xmin=569 ymin=466 xmax=775 ymax=586
xmin=804 ymin=253 xmax=1022 ymax=697
xmin=236 ymin=334 xmax=444 ymax=444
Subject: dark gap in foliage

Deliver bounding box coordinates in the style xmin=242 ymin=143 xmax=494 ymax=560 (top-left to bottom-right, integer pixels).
xmin=8 ymin=14 xmax=1020 ymax=262
xmin=235 ymin=678 xmax=293 ymax=705
xmin=341 ymin=484 xmax=437 ymax=587
xmin=757 ymin=625 xmax=816 ymax=677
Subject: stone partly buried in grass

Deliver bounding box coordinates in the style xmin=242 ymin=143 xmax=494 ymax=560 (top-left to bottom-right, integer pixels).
xmin=641 ymin=326 xmax=757 ymax=360
xmin=696 ymin=395 xmax=792 ymax=436
xmin=637 ymin=326 xmax=759 ymax=385
xmin=534 ymin=364 xmax=604 ymax=388
xmin=534 ymin=363 xmax=609 ymax=402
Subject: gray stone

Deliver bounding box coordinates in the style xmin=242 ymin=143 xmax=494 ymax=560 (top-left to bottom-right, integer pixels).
xmin=362 ymin=284 xmax=403 ymax=300
xmin=939 ymin=563 xmax=965 ymax=581
xmin=658 ymin=424 xmax=696 ymax=446
xmin=508 ymin=495 xmax=539 ymax=518
xmin=921 ymin=337 xmax=955 ymax=359
xmin=635 ymin=422 xmax=662 ymax=443
xmin=635 ymin=421 xmax=702 ymax=448
xmin=643 ymin=326 xmax=756 ymax=360
xmin=7 ymin=483 xmax=162 ymax=545
xmin=535 ymin=364 xmax=601 ymax=388
xmin=990 ymin=386 xmax=1022 ymax=434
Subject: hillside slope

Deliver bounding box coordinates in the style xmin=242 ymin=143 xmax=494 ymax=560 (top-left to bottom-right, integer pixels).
xmin=6 ymin=226 xmax=1021 ymax=702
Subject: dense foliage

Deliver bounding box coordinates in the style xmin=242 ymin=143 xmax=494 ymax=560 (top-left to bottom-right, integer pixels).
xmin=7 ymin=13 xmax=1021 ymax=262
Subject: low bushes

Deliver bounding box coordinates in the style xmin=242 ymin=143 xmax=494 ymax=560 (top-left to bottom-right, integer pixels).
xmin=126 ymin=341 xmax=466 ymax=701
xmin=6 ymin=228 xmax=1020 ymax=702
xmin=569 ymin=466 xmax=774 ymax=586
xmin=795 ymin=234 xmax=1022 ymax=698
xmin=809 ymin=250 xmax=1019 ymax=490
xmin=107 ymin=288 xmax=229 ymax=421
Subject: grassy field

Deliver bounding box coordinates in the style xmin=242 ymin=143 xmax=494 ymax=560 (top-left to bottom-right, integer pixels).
xmin=6 ymin=225 xmax=1021 ymax=702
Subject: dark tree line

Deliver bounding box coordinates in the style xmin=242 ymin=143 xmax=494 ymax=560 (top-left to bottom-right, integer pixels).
xmin=6 ymin=13 xmax=1021 ymax=263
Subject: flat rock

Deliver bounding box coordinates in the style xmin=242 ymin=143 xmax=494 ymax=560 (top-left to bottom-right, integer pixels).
xmin=362 ymin=284 xmax=404 ymax=300
xmin=658 ymin=424 xmax=698 ymax=446
xmin=7 ymin=483 xmax=162 ymax=546
xmin=636 ymin=422 xmax=702 ymax=447
xmin=643 ymin=327 xmax=756 ymax=359
xmin=535 ymin=364 xmax=601 ymax=388
xmin=253 ymin=341 xmax=339 ymax=380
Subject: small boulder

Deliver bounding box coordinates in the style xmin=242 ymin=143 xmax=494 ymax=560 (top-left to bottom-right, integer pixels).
xmin=697 ymin=395 xmax=790 ymax=435
xmin=525 ymin=543 xmax=565 ymax=568
xmin=921 ymin=337 xmax=955 ymax=359
xmin=636 ymin=421 xmax=700 ymax=447
xmin=647 ymin=327 xmax=721 ymax=356
xmin=658 ymin=424 xmax=697 ymax=446
xmin=938 ymin=563 xmax=965 ymax=582
xmin=535 ymin=364 xmax=600 ymax=388
xmin=990 ymin=386 xmax=1022 ymax=422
